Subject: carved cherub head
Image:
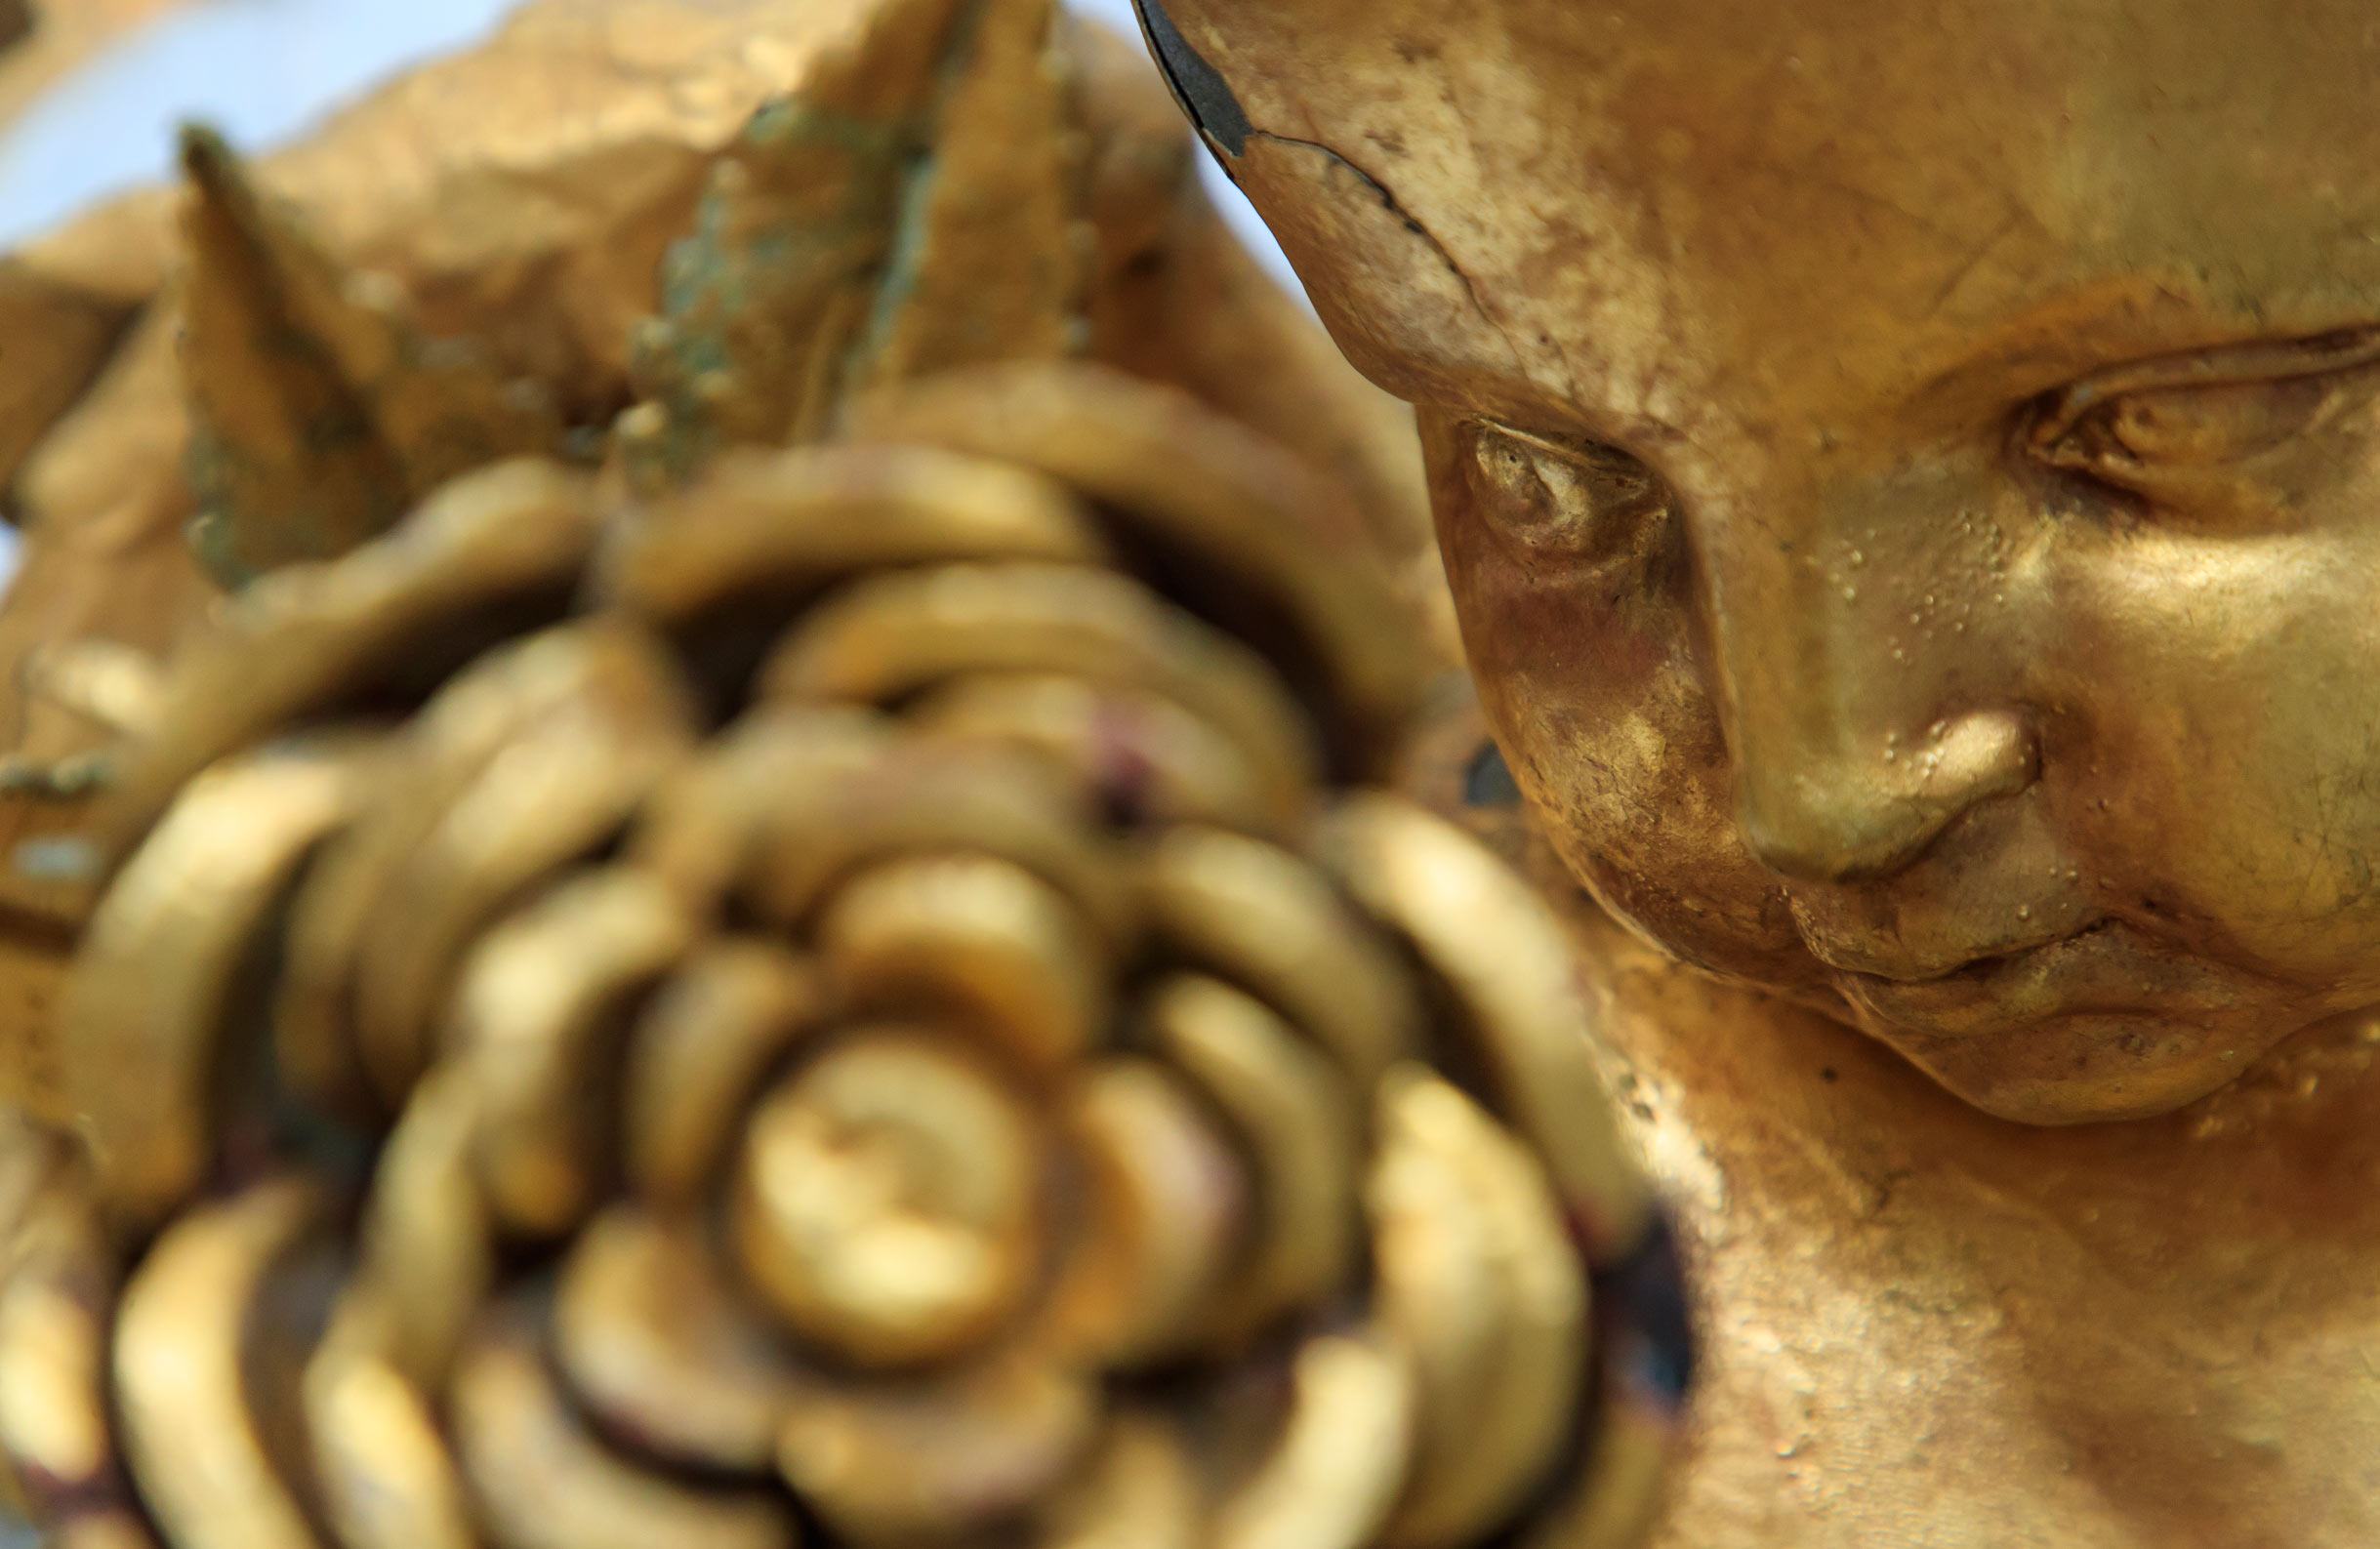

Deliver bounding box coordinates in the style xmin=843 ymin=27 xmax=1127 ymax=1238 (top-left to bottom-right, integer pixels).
xmin=1138 ymin=0 xmax=2380 ymax=1122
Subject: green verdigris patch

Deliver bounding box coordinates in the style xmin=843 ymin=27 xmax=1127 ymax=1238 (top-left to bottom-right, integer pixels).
xmin=176 ymin=128 xmax=561 ymax=589
xmin=623 ymin=0 xmax=1088 ymax=486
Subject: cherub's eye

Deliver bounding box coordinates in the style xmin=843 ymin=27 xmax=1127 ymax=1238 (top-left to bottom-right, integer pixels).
xmin=1459 ymin=420 xmax=1671 ymax=561
xmin=2032 ymin=376 xmax=2330 ymax=473
xmin=2026 ymin=327 xmax=2380 ymax=498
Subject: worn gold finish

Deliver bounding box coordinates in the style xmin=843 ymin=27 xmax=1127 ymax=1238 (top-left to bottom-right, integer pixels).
xmin=733 ymin=1029 xmax=1046 ymax=1367
xmin=0 ymin=1137 xmax=151 ymax=1543
xmin=0 ymin=343 xmax=1660 ymax=1549
xmin=177 ymin=130 xmax=563 ymax=586
xmin=0 ymin=0 xmax=1425 ymax=943
xmin=915 ymin=673 xmax=1285 ymax=836
xmin=1048 ymin=1056 xmax=1243 ymax=1366
xmin=111 ymin=1178 xmax=325 ymax=1549
xmin=1036 ymin=1414 xmax=1202 ymax=1549
xmin=0 ymin=0 xmax=907 ymax=938
xmin=820 ymin=854 xmax=1109 ymax=1071
xmin=762 ymin=560 xmax=1321 ymax=812
xmin=453 ymin=1301 xmax=797 ymax=1549
xmin=304 ymin=1313 xmax=478 ymax=1549
xmin=97 ymin=457 xmax=601 ymax=872
xmin=1368 ymin=1069 xmax=1585 ymax=1549
xmin=1158 ymin=0 xmax=2380 ymax=1122
xmin=1 ymin=376 xmax=1659 ymax=1541
xmin=1145 ymin=974 xmax=1356 ymax=1347
xmin=449 ymin=870 xmax=699 ymax=1238
xmin=21 ymin=639 xmax=165 ymax=741
xmin=595 ymin=441 xmax=1112 ymax=631
xmin=621 ymin=940 xmax=821 ymax=1206
xmin=553 ymin=1206 xmax=799 ymax=1475
xmin=1139 ymin=825 xmax=1421 ymax=1093
xmin=346 ymin=1063 xmax=490 ymax=1392
xmin=1318 ymin=795 xmax=1652 ymax=1257
xmin=738 ymin=731 xmax=1140 ymax=937
xmin=1210 ymin=1332 xmax=1413 ymax=1549
xmin=627 ymin=705 xmax=894 ymax=912
xmin=848 ymin=362 xmax=1426 ymax=765
xmin=1139 ymin=1 xmax=2380 ymax=1540
xmin=60 ymin=738 xmax=378 ymax=1229
xmin=0 ymin=2 xmax=1684 ymax=1545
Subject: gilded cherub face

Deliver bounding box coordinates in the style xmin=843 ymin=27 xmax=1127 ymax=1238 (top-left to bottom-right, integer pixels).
xmin=1144 ymin=0 xmax=2380 ymax=1121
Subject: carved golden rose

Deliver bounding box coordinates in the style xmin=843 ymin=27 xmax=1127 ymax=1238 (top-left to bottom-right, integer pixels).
xmin=0 ymin=0 xmax=1677 ymax=1539
xmin=0 ymin=361 xmax=1674 ymax=1549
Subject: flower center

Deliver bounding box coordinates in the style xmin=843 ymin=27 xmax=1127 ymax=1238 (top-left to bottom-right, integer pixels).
xmin=731 ymin=1030 xmax=1043 ymax=1368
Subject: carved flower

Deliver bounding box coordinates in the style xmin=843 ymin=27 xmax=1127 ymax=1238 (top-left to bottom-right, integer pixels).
xmin=310 ymin=729 xmax=1653 ymax=1549
xmin=0 ymin=359 xmax=1681 ymax=1549
xmin=0 ymin=0 xmax=1692 ymax=1537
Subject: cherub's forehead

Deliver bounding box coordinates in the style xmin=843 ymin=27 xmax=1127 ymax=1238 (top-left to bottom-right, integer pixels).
xmin=1159 ymin=0 xmax=2380 ymax=450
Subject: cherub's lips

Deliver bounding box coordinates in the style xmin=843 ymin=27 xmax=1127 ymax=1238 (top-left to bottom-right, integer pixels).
xmin=1786 ymin=876 xmax=2106 ymax=985
xmin=1832 ymin=918 xmax=2240 ymax=1038
xmin=1846 ymin=916 xmax=2111 ymax=988
xmin=1810 ymin=916 xmax=2104 ymax=985
xmin=1789 ymin=904 xmax=2113 ymax=990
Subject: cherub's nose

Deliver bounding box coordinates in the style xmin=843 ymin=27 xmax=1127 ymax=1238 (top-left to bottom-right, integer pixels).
xmin=1697 ymin=458 xmax=2041 ymax=883
xmin=1736 ymin=708 xmax=2037 ymax=881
